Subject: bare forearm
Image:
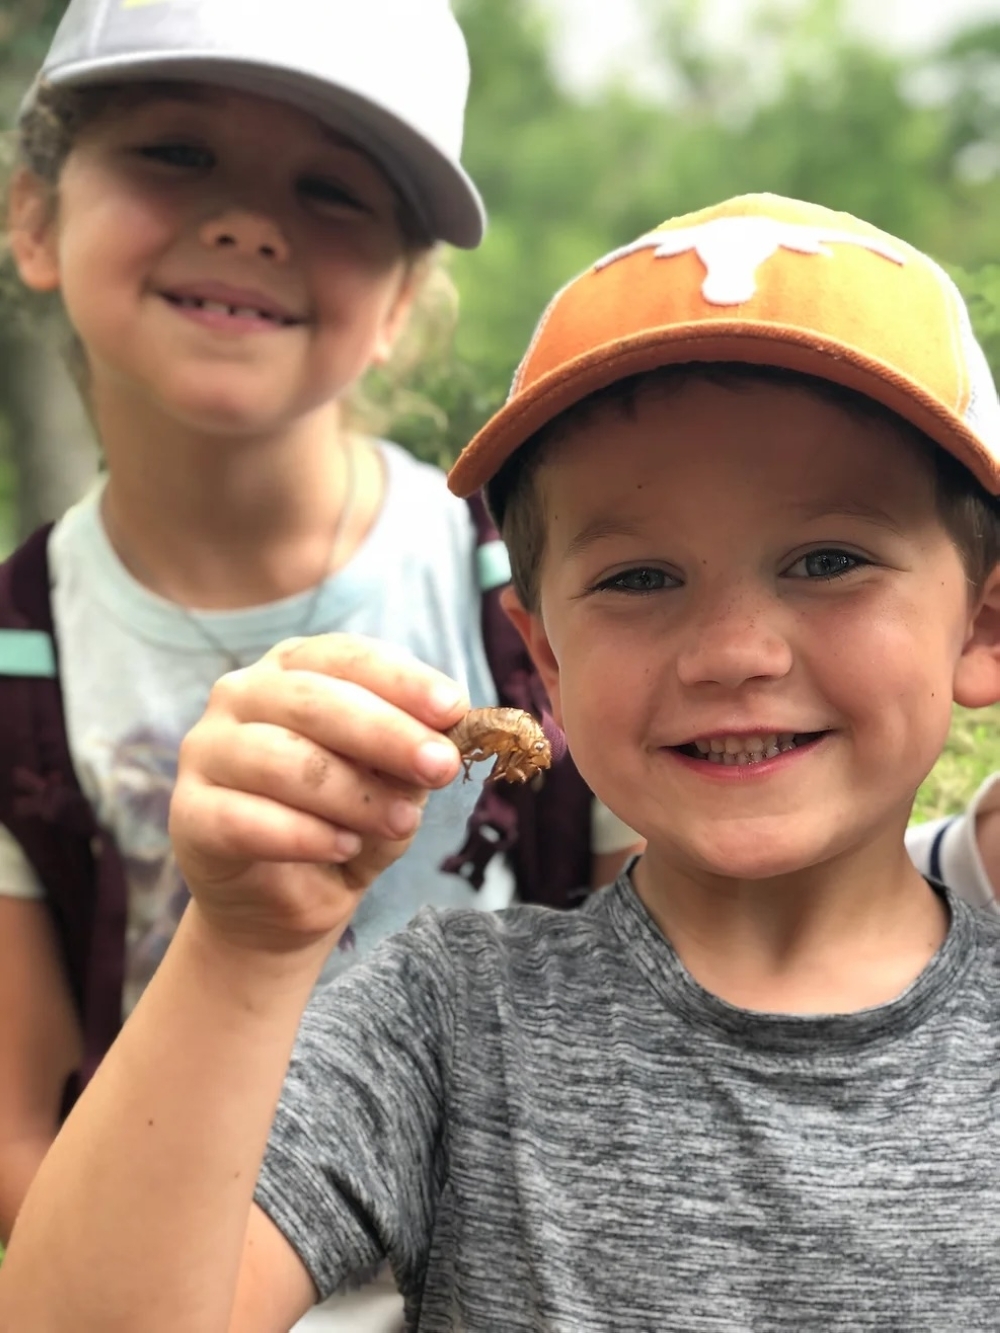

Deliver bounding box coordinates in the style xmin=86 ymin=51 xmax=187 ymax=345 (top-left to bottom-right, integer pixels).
xmin=0 ymin=635 xmax=467 ymax=1329
xmin=0 ymin=906 xmax=330 ymax=1333
xmin=0 ymin=896 xmax=85 ymax=1248
xmin=0 ymin=1135 xmax=53 ymax=1247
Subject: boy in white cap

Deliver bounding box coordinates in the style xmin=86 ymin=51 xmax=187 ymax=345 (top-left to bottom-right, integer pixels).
xmin=4 ymin=193 xmax=1000 ymax=1330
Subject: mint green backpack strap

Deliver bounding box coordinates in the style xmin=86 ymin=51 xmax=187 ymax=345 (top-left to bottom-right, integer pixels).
xmin=477 ymin=539 xmax=511 ymax=592
xmin=0 ymin=628 xmax=57 ymax=678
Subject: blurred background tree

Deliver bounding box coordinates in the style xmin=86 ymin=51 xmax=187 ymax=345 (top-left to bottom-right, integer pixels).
xmin=0 ymin=0 xmax=98 ymax=550
xmin=397 ymin=0 xmax=1000 ymax=467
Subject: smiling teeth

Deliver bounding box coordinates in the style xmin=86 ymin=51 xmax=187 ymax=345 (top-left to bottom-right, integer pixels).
xmin=173 ymin=296 xmax=288 ymax=324
xmin=693 ymin=733 xmax=796 ymax=764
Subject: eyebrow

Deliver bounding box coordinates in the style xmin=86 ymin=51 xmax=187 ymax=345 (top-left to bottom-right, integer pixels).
xmin=564 ymin=496 xmax=906 ymax=558
xmin=564 ymin=515 xmax=647 ymax=558
xmin=790 ymin=498 xmax=906 ymax=533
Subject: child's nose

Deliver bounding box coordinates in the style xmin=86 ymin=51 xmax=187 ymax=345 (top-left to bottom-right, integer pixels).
xmin=199 ymin=211 xmax=290 ymax=263
xmin=675 ymin=592 xmax=794 ymax=691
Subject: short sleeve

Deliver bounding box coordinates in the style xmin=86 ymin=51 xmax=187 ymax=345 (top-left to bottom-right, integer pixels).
xmin=254 ymin=909 xmax=456 ymax=1302
xmin=0 ymin=825 xmax=45 ymax=900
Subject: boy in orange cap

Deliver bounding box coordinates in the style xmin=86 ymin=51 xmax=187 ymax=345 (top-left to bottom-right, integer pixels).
xmin=5 ymin=194 xmax=1000 ymax=1330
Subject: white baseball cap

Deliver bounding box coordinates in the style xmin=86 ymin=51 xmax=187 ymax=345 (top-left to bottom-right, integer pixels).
xmin=20 ymin=0 xmax=486 ymax=248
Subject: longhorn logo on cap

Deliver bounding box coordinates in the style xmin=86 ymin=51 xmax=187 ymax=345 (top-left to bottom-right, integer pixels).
xmin=595 ymin=214 xmax=907 ymax=306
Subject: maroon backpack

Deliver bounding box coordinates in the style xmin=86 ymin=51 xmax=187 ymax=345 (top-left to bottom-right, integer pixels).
xmin=0 ymin=502 xmax=592 ymax=1107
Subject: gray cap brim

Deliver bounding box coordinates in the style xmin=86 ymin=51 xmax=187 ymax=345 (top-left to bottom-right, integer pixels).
xmin=29 ymin=53 xmax=486 ymax=248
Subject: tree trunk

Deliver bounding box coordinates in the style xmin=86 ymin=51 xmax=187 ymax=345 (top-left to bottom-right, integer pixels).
xmin=0 ymin=329 xmax=98 ymax=541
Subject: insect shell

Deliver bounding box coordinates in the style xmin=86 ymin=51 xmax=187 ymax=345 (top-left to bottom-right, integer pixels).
xmin=446 ymin=707 xmax=552 ymax=784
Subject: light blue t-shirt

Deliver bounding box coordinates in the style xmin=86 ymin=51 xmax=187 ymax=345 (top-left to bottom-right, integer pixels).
xmin=0 ymin=441 xmax=513 ymax=1015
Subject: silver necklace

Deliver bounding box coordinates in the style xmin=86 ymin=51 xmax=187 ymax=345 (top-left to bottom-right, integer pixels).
xmin=137 ymin=438 xmax=358 ymax=673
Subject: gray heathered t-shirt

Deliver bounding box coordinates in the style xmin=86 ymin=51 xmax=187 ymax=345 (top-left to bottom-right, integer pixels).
xmin=255 ymin=877 xmax=1000 ymax=1330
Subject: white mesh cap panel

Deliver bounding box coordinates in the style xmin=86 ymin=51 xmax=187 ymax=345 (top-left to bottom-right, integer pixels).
xmin=957 ymin=307 xmax=1000 ymax=463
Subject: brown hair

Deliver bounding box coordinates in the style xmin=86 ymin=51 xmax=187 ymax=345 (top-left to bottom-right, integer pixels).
xmin=489 ymin=363 xmax=1000 ymax=612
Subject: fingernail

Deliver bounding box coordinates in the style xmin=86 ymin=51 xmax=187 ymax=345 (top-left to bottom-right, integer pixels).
xmin=330 ymin=830 xmax=362 ymax=861
xmin=387 ymin=799 xmax=422 ymax=837
xmin=430 ymin=682 xmax=466 ymax=716
xmin=417 ymin=740 xmax=457 ymax=782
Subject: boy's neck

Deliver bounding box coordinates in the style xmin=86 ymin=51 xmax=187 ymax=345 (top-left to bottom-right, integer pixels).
xmin=94 ymin=397 xmax=384 ymax=610
xmin=631 ymin=823 xmax=949 ymax=1016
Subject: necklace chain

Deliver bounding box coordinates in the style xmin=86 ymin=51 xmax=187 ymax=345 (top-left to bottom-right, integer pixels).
xmin=128 ymin=439 xmax=359 ymax=673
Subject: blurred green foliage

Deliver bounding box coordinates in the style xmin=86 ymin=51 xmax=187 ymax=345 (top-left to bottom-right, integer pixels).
xmin=379 ymin=0 xmax=1000 ymax=464
xmin=914 ymin=705 xmax=1000 ymax=824
xmin=952 ymin=264 xmax=1000 ymax=378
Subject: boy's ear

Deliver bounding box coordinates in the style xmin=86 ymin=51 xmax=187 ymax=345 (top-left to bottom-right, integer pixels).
xmin=954 ymin=564 xmax=1000 ymax=708
xmin=7 ymin=167 xmax=61 ymax=293
xmin=499 ymin=585 xmax=564 ymax=728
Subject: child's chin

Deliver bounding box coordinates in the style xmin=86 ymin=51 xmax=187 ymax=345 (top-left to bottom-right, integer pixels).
xmin=154 ymin=368 xmax=301 ymax=432
xmin=167 ymin=394 xmax=288 ymax=438
xmin=687 ymin=829 xmax=823 ymax=882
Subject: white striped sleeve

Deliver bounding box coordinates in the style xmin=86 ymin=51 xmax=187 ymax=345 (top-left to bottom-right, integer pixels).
xmin=906 ymin=773 xmax=1000 ymax=913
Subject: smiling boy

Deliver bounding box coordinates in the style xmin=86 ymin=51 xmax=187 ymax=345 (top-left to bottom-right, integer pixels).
xmin=489 ymin=363 xmax=981 ymax=1012
xmin=4 ymin=194 xmax=1000 ymax=1331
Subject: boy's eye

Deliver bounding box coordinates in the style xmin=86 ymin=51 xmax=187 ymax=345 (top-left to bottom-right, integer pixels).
xmin=593 ymin=567 xmax=676 ymax=594
xmin=784 ymin=549 xmax=867 ymax=580
xmin=298 ymin=176 xmax=373 ymax=215
xmin=136 ymin=143 xmax=214 ymax=170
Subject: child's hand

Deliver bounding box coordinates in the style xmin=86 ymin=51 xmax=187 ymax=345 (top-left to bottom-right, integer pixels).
xmin=168 ymin=634 xmax=468 ymax=956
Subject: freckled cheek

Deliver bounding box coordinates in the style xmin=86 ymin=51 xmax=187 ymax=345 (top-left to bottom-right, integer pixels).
xmin=813 ymin=604 xmax=957 ymax=755
xmin=554 ymin=625 xmax=657 ymax=761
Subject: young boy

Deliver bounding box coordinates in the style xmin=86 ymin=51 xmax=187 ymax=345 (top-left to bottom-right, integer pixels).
xmin=3 ymin=192 xmax=1000 ymax=1331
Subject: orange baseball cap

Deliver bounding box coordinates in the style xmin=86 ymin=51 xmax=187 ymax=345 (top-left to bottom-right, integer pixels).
xmin=448 ymin=193 xmax=1000 ymax=498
